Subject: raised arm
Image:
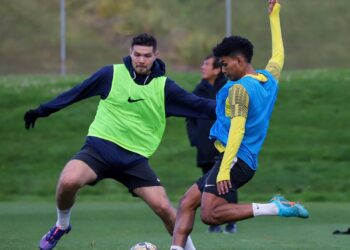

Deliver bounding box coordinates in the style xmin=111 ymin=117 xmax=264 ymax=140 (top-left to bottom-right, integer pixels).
xmin=265 ymin=0 xmax=284 ymax=81
xmin=216 ymin=1 xmax=283 ymax=194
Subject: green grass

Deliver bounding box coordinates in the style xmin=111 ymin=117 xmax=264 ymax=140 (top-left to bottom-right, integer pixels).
xmin=1 ymin=69 xmax=350 ymax=202
xmin=1 ymin=201 xmax=350 ymax=250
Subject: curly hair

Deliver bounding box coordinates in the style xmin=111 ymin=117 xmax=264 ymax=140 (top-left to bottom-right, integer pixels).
xmin=213 ymin=36 xmax=254 ymax=63
xmin=131 ymin=33 xmax=157 ymax=51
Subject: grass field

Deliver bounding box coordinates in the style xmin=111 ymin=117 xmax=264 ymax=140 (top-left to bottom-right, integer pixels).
xmin=0 ymin=201 xmax=350 ymax=250
xmin=1 ymin=69 xmax=350 ymax=202
xmin=1 ymin=70 xmax=350 ymax=249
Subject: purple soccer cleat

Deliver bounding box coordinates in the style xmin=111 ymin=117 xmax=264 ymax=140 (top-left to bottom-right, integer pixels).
xmin=39 ymin=225 xmax=71 ymax=250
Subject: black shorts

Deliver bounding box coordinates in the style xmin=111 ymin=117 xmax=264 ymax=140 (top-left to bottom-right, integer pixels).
xmin=196 ymin=154 xmax=255 ymax=203
xmin=72 ymin=136 xmax=161 ymax=196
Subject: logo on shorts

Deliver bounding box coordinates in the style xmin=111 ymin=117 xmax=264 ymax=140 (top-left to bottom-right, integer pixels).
xmin=157 ymin=178 xmax=160 ymax=182
xmin=204 ymin=184 xmax=216 ymax=188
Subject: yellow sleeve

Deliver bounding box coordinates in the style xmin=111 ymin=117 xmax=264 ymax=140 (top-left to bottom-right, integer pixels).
xmin=217 ymin=85 xmax=249 ymax=183
xmin=265 ymin=3 xmax=284 ymax=81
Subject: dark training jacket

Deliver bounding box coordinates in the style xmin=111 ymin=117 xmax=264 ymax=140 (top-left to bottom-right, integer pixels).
xmin=186 ymin=74 xmax=227 ymax=166
xmin=36 ymin=56 xmax=216 ymax=120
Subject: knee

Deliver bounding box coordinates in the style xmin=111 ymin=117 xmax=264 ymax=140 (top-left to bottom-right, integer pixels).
xmin=57 ymin=175 xmax=82 ymax=193
xmin=57 ymin=160 xmax=96 ymax=193
xmin=178 ymin=193 xmax=200 ymax=212
xmin=153 ymin=200 xmax=174 ymax=217
xmin=200 ymin=206 xmax=220 ymax=225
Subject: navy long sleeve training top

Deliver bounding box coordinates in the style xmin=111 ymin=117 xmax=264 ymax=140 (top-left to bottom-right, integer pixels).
xmin=37 ymin=56 xmax=215 ymax=120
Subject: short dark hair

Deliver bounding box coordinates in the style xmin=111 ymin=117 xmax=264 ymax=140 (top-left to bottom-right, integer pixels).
xmin=205 ymin=55 xmax=222 ymax=69
xmin=131 ymin=33 xmax=157 ymax=51
xmin=213 ymin=36 xmax=254 ymax=63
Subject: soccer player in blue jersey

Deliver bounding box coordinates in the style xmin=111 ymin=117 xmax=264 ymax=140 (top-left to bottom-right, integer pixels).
xmin=170 ymin=1 xmax=309 ymax=249
xmin=186 ymin=55 xmax=237 ymax=234
xmin=24 ymin=33 xmax=208 ymax=250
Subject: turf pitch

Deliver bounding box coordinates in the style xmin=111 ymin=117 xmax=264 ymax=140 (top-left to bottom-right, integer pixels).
xmin=0 ymin=201 xmax=349 ymax=250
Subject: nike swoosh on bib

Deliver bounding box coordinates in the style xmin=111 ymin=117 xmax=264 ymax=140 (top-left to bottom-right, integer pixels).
xmin=128 ymin=97 xmax=145 ymax=103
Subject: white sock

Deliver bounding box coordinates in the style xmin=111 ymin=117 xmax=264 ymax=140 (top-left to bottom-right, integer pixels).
xmin=184 ymin=235 xmax=196 ymax=250
xmin=170 ymin=246 xmax=184 ymax=250
xmin=252 ymin=203 xmax=278 ymax=217
xmin=56 ymin=208 xmax=71 ymax=229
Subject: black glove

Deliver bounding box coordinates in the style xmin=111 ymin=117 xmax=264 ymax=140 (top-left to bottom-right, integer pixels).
xmin=24 ymin=109 xmax=41 ymax=130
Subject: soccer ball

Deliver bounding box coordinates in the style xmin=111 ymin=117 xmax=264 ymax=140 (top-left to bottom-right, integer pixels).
xmin=130 ymin=242 xmax=158 ymax=250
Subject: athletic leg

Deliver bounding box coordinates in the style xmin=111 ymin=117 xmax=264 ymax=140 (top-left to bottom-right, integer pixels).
xmin=134 ymin=186 xmax=196 ymax=250
xmin=134 ymin=186 xmax=176 ymax=235
xmin=172 ymin=184 xmax=201 ymax=248
xmin=198 ymin=162 xmax=224 ymax=233
xmin=200 ymin=158 xmax=308 ymax=225
xmin=56 ymin=159 xmax=97 ymax=210
xmin=200 ymin=192 xmax=253 ymax=225
xmin=200 ymin=192 xmax=309 ymax=225
xmin=39 ymin=159 xmax=98 ymax=250
xmin=199 ymin=157 xmax=256 ymax=225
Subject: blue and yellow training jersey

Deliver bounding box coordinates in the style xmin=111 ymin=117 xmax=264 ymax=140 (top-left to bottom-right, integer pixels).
xmin=210 ymin=69 xmax=278 ymax=170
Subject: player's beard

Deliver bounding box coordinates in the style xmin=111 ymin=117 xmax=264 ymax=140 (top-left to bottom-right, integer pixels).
xmin=135 ymin=65 xmax=151 ymax=75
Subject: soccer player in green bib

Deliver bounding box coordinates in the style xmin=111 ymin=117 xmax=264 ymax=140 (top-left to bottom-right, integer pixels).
xmin=171 ymin=1 xmax=309 ymax=250
xmin=24 ymin=33 xmax=213 ymax=250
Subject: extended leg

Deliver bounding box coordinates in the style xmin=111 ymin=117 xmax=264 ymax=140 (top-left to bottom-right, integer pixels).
xmin=200 ymin=192 xmax=309 ymax=226
xmin=200 ymin=192 xmax=253 ymax=225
